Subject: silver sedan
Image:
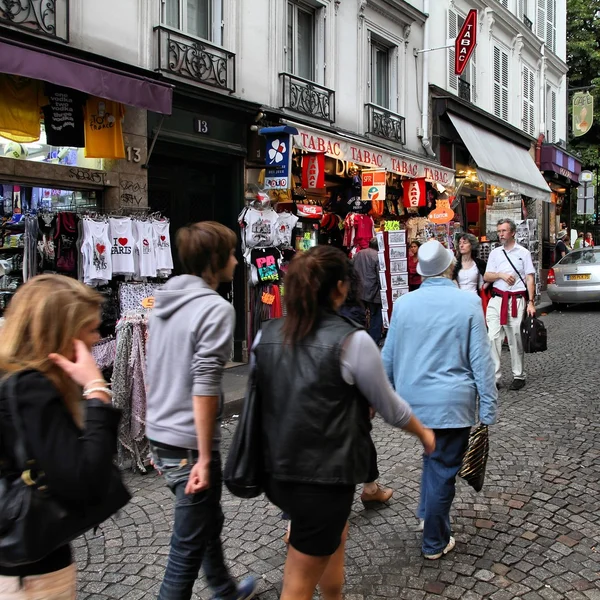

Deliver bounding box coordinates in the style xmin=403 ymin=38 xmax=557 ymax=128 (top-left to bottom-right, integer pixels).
xmin=547 ymin=247 xmax=600 ymax=305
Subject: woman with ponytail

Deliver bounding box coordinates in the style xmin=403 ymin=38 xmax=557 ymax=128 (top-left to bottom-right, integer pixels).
xmin=253 ymin=245 xmax=435 ymax=600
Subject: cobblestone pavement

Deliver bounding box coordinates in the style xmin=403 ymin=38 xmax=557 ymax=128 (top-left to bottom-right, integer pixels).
xmin=77 ymin=306 xmax=600 ymax=600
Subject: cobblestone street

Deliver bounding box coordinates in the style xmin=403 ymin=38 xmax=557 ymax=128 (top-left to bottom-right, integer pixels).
xmin=77 ymin=306 xmax=600 ymax=600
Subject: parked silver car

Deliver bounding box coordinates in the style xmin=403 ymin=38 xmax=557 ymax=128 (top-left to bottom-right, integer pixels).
xmin=547 ymin=247 xmax=600 ymax=305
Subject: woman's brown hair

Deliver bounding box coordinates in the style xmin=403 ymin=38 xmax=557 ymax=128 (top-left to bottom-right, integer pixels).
xmin=176 ymin=221 xmax=237 ymax=282
xmin=0 ymin=275 xmax=104 ymax=426
xmin=282 ymin=246 xmax=351 ymax=345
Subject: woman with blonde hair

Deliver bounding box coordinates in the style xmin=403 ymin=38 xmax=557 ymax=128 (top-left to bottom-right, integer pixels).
xmin=0 ymin=275 xmax=126 ymax=599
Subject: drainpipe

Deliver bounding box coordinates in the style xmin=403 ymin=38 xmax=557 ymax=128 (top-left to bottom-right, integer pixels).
xmin=420 ymin=0 xmax=435 ymax=158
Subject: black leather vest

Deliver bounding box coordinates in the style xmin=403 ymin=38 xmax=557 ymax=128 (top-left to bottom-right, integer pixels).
xmin=255 ymin=312 xmax=371 ymax=485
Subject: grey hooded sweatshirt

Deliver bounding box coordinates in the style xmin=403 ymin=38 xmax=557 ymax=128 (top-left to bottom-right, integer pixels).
xmin=146 ymin=274 xmax=235 ymax=451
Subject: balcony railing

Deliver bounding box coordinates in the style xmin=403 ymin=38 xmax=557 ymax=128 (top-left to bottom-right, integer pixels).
xmin=280 ymin=73 xmax=335 ymax=123
xmin=458 ymin=78 xmax=471 ymax=102
xmin=523 ymin=15 xmax=533 ymax=30
xmin=365 ymin=103 xmax=405 ymax=145
xmin=0 ymin=0 xmax=68 ymax=41
xmin=155 ymin=26 xmax=235 ymax=92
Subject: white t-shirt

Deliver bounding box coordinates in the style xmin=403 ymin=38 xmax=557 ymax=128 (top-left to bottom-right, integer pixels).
xmin=81 ymin=219 xmax=112 ymax=285
xmin=457 ymin=263 xmax=483 ymax=293
xmin=243 ymin=208 xmax=279 ymax=248
xmin=152 ymin=220 xmax=174 ymax=272
xmin=486 ymin=243 xmax=535 ymax=292
xmin=133 ymin=220 xmax=158 ymax=278
xmin=274 ymin=212 xmax=299 ymax=247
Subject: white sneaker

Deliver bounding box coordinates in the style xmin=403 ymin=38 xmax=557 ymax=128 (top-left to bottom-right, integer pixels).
xmin=423 ymin=536 xmax=456 ymax=560
xmin=417 ymin=519 xmax=425 ymax=531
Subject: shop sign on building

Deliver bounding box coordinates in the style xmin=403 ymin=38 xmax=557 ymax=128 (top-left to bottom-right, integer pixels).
xmin=293 ymin=128 xmax=455 ymax=186
xmin=573 ymin=92 xmax=593 ymax=138
xmin=362 ymin=170 xmax=386 ymax=202
xmin=260 ymin=126 xmax=298 ymax=189
xmin=454 ymin=9 xmax=477 ymax=76
xmin=301 ymin=153 xmax=325 ymax=188
xmin=402 ymin=178 xmax=426 ymax=207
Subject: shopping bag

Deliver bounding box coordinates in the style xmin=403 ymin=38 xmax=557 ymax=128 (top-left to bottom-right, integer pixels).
xmin=520 ymin=316 xmax=547 ymax=353
xmin=224 ymin=367 xmax=263 ymax=498
xmin=458 ymin=424 xmax=489 ymax=492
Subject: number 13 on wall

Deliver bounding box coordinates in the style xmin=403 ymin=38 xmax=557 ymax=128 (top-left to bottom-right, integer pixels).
xmin=126 ymin=147 xmax=141 ymax=163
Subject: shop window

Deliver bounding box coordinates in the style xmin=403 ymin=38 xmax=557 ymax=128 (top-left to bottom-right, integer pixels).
xmin=448 ymin=10 xmax=477 ymax=103
xmin=493 ymin=45 xmax=509 ymax=122
xmin=371 ymin=41 xmax=391 ymax=109
xmin=522 ymin=64 xmax=536 ymax=136
xmin=163 ymin=0 xmax=223 ymax=45
xmin=287 ymin=1 xmax=317 ymax=82
xmin=536 ymin=0 xmax=556 ymax=53
xmin=546 ymin=86 xmax=557 ymax=143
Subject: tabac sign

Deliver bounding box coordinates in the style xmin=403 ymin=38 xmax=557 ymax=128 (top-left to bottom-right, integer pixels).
xmin=455 ymin=9 xmax=477 ymax=76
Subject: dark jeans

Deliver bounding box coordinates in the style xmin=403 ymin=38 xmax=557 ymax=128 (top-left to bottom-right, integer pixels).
xmin=417 ymin=428 xmax=471 ymax=555
xmin=366 ymin=302 xmax=383 ymax=344
xmin=150 ymin=447 xmax=237 ymax=600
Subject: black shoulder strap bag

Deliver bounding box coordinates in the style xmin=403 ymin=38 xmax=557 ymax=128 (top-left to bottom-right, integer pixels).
xmin=0 ymin=375 xmax=131 ymax=568
xmin=502 ymin=249 xmax=530 ymax=302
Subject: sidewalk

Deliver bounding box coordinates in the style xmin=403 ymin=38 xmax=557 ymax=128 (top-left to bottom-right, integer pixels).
xmin=222 ymin=292 xmax=556 ymax=417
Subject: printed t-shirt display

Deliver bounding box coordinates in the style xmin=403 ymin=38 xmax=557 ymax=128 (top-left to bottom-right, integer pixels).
xmin=274 ymin=212 xmax=299 ymax=247
xmin=55 ymin=212 xmax=78 ymax=274
xmin=241 ymin=208 xmax=279 ymax=249
xmin=42 ymin=85 xmax=86 ymax=148
xmin=133 ymin=220 xmax=158 ymax=278
xmin=37 ymin=213 xmax=57 ymax=272
xmin=0 ymin=75 xmax=45 ymax=143
xmin=152 ymin=221 xmax=174 ymax=274
xmin=84 ymin=98 xmax=126 ymax=159
xmin=109 ymin=218 xmax=135 ymax=276
xmin=250 ymin=248 xmax=282 ymax=283
xmin=81 ymin=219 xmax=112 ymax=285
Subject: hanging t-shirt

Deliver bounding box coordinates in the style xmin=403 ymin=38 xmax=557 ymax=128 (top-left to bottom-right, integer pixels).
xmin=133 ymin=220 xmax=158 ymax=278
xmin=109 ymin=217 xmax=135 ymax=275
xmin=243 ymin=208 xmax=279 ymax=248
xmin=274 ymin=212 xmax=299 ymax=247
xmin=0 ymin=75 xmax=44 ymax=143
xmin=81 ymin=219 xmax=112 ymax=285
xmin=37 ymin=213 xmax=57 ymax=272
xmin=55 ymin=212 xmax=78 ymax=274
xmin=250 ymin=248 xmax=282 ymax=284
xmin=42 ymin=85 xmax=86 ymax=148
xmin=84 ymin=98 xmax=126 ymax=159
xmin=152 ymin=220 xmax=174 ymax=273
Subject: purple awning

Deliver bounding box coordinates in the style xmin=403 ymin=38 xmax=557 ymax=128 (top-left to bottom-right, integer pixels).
xmin=0 ymin=39 xmax=173 ymax=115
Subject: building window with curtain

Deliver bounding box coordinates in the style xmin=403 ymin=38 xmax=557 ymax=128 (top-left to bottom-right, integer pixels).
xmin=162 ymin=0 xmax=223 ymax=45
xmin=371 ymin=41 xmax=391 ymax=109
xmin=287 ymin=1 xmax=316 ymax=82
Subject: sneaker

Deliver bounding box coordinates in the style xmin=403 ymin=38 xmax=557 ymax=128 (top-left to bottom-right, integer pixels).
xmin=509 ymin=379 xmax=526 ymax=391
xmin=361 ymin=483 xmax=393 ymax=506
xmin=214 ymin=576 xmax=257 ymax=600
xmin=423 ymin=536 xmax=456 ymax=560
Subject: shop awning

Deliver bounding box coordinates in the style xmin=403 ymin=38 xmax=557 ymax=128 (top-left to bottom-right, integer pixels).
xmin=0 ymin=39 xmax=173 ymax=115
xmin=448 ymin=113 xmax=551 ymax=202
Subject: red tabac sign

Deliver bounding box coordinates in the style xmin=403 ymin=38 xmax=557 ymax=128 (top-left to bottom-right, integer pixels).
xmin=455 ymin=9 xmax=477 ymax=76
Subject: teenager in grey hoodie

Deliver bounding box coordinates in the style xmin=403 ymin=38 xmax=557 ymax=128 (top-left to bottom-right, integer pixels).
xmin=146 ymin=221 xmax=256 ymax=600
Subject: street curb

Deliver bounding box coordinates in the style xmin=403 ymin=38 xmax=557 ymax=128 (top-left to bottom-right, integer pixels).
xmin=223 ymin=392 xmax=246 ymax=419
xmin=536 ymin=301 xmax=556 ymax=317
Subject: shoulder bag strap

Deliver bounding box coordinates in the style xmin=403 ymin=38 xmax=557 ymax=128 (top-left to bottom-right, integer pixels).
xmin=502 ymin=249 xmax=529 ymax=301
xmin=1 ymin=375 xmax=32 ymax=471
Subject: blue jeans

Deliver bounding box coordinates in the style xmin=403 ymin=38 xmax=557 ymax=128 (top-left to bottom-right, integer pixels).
xmin=367 ymin=302 xmax=383 ymax=344
xmin=417 ymin=428 xmax=471 ymax=555
xmin=150 ymin=446 xmax=238 ymax=600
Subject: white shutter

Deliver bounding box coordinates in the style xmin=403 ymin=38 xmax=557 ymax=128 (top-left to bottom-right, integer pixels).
xmin=536 ymin=0 xmax=546 ymax=41
xmin=501 ymin=50 xmax=509 ymax=121
xmin=522 ymin=65 xmax=535 ymax=135
xmin=549 ymin=88 xmax=557 ymax=142
xmin=518 ymin=0 xmax=525 ymax=19
xmin=494 ymin=46 xmax=502 ymax=119
xmin=471 ymin=48 xmax=477 ymax=104
xmin=546 ymin=0 xmax=556 ymax=52
xmin=448 ymin=9 xmax=458 ymax=92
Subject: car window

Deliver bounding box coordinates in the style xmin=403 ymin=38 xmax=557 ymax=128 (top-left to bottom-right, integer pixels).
xmin=560 ymin=249 xmax=600 ymax=265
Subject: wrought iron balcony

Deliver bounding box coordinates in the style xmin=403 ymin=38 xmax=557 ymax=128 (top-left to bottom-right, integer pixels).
xmin=365 ymin=103 xmax=405 ymax=145
xmin=523 ymin=15 xmax=533 ymax=30
xmin=280 ymin=73 xmax=335 ymax=123
xmin=155 ymin=26 xmax=235 ymax=92
xmin=458 ymin=78 xmax=471 ymax=102
xmin=0 ymin=0 xmax=68 ymax=41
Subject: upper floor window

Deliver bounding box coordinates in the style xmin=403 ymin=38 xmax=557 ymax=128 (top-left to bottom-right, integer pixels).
xmin=493 ymin=45 xmax=509 ymax=122
xmin=163 ymin=0 xmax=223 ymax=45
xmin=536 ymin=0 xmax=556 ymax=53
xmin=371 ymin=41 xmax=391 ymax=109
xmin=522 ymin=64 xmax=536 ymax=135
xmin=287 ymin=1 xmax=316 ymax=81
xmin=546 ymin=85 xmax=558 ymax=142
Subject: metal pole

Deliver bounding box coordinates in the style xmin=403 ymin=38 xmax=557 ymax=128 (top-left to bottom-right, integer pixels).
xmin=583 ymin=182 xmax=588 ymax=245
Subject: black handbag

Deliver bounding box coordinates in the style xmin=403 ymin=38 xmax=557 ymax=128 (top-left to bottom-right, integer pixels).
xmin=224 ymin=366 xmax=263 ymax=499
xmin=0 ymin=375 xmax=131 ymax=568
xmin=520 ymin=315 xmax=548 ymax=353
xmin=458 ymin=424 xmax=489 ymax=492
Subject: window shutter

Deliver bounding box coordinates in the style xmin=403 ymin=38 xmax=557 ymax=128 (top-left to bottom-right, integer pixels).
xmin=470 ymin=48 xmax=477 ymax=104
xmin=522 ymin=65 xmax=535 ymax=135
xmin=546 ymin=0 xmax=556 ymax=52
xmin=518 ymin=0 xmax=525 ymax=20
xmin=494 ymin=46 xmax=502 ymax=118
xmin=550 ymin=89 xmax=557 ymax=142
xmin=448 ymin=9 xmax=458 ymax=91
xmin=536 ymin=0 xmax=546 ymax=41
xmin=501 ymin=50 xmax=509 ymax=121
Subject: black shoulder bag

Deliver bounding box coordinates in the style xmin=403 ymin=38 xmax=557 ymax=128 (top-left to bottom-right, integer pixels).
xmin=0 ymin=376 xmax=131 ymax=568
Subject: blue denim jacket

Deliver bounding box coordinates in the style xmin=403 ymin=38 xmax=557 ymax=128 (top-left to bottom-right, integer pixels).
xmin=381 ymin=278 xmax=498 ymax=428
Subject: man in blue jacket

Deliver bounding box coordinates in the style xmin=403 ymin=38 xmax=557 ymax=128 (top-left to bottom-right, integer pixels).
xmin=382 ymin=240 xmax=497 ymax=560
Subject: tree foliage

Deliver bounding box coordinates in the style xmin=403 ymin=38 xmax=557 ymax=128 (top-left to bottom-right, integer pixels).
xmin=566 ymin=0 xmax=600 ymax=168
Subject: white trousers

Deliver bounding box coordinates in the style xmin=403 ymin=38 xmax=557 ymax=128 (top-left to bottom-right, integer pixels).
xmin=0 ymin=564 xmax=76 ymax=600
xmin=486 ymin=295 xmax=526 ymax=382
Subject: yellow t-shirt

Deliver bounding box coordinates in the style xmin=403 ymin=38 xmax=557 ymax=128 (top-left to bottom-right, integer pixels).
xmin=0 ymin=75 xmax=44 ymax=143
xmin=84 ymin=98 xmax=126 ymax=159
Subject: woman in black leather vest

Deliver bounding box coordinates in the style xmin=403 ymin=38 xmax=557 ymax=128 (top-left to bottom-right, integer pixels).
xmin=254 ymin=246 xmax=435 ymax=600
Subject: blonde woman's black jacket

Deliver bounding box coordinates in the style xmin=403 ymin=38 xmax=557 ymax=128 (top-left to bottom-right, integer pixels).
xmin=255 ymin=313 xmax=372 ymax=485
xmin=0 ymin=370 xmax=121 ymax=577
